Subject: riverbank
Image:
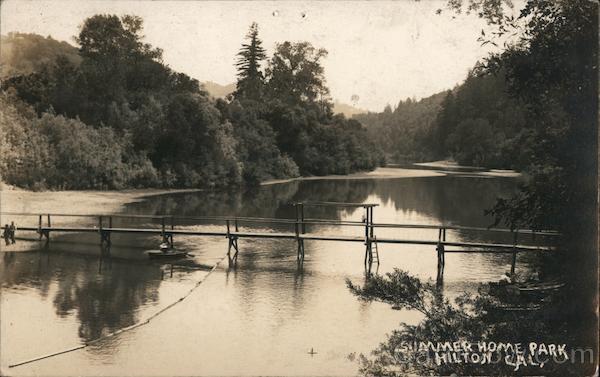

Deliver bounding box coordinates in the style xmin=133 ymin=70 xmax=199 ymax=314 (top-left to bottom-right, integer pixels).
xmin=414 ymin=160 xmax=522 ymax=177
xmin=0 ymin=188 xmax=203 ymax=215
xmin=0 ymin=167 xmax=444 ymax=215
xmin=262 ymin=167 xmax=445 ymax=185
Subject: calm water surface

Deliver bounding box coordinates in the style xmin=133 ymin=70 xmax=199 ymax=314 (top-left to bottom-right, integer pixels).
xmin=1 ymin=173 xmax=545 ymax=375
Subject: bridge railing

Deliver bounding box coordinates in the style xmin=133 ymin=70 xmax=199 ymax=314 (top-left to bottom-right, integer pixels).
xmin=1 ymin=210 xmax=561 ymax=276
xmin=1 ymin=211 xmax=560 ymax=234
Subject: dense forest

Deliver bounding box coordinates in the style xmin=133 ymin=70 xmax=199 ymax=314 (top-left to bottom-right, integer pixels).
xmin=0 ymin=18 xmax=382 ymax=190
xmin=357 ymin=67 xmax=531 ymax=169
xmin=355 ymin=92 xmax=446 ymax=163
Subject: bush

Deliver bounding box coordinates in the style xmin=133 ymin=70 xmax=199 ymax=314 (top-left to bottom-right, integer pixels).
xmin=0 ymin=92 xmax=53 ymax=188
xmin=36 ymin=113 xmax=131 ymax=189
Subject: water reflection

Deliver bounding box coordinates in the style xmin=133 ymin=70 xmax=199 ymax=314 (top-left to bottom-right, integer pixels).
xmin=372 ymin=177 xmax=516 ymax=225
xmin=126 ymin=176 xmax=515 ymax=226
xmin=1 ymin=248 xmax=162 ymax=343
xmin=3 ymin=175 xmax=521 ymax=342
xmin=2 ymin=173 xmax=528 ymax=374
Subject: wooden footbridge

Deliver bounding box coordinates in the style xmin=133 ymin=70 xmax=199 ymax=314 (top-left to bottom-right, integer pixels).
xmin=1 ymin=202 xmax=559 ymax=280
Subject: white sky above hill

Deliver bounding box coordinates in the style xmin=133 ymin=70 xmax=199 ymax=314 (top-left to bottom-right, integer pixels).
xmin=1 ymin=0 xmax=520 ymax=111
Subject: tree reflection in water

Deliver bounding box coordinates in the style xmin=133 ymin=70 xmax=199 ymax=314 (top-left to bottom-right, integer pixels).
xmin=1 ymin=249 xmax=162 ymax=343
xmin=126 ymin=176 xmax=516 ymax=232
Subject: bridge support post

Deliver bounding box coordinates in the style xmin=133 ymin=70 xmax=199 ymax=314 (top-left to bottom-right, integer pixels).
xmin=510 ymin=231 xmax=518 ymax=275
xmin=436 ymin=227 xmax=446 ymax=285
xmin=511 ymin=252 xmax=517 ymax=275
xmin=98 ymin=216 xmax=113 ymax=248
xmin=98 ymin=216 xmax=106 ymax=246
xmin=369 ymin=207 xmax=372 ymax=265
xmin=294 ymin=204 xmax=305 ymax=263
xmin=169 ymin=216 xmax=174 ymax=247
xmin=227 ymin=219 xmax=239 ymax=266
xmin=297 ymin=239 xmax=305 ymax=263
xmin=300 ymin=204 xmax=305 ymax=261
xmin=40 ymin=214 xmax=51 ymax=244
xmin=100 ymin=232 xmax=111 ymax=247
xmin=100 ymin=216 xmax=112 ymax=248
xmin=436 ymin=243 xmax=445 ymax=285
xmin=99 ymin=241 xmax=112 ymax=273
xmin=41 ymin=229 xmax=50 ymax=244
xmin=364 ymin=206 xmax=373 ymax=267
xmin=37 ymin=215 xmax=42 ymax=240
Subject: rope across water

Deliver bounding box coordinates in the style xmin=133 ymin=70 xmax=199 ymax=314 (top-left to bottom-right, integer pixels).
xmin=8 ymin=254 xmax=229 ymax=369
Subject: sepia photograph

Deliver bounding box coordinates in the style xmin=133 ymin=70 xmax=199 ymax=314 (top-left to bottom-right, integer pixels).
xmin=0 ymin=0 xmax=597 ymax=376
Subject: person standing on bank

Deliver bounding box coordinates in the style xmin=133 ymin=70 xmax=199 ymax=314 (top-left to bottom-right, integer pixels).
xmin=3 ymin=224 xmax=10 ymax=246
xmin=9 ymin=222 xmax=16 ymax=244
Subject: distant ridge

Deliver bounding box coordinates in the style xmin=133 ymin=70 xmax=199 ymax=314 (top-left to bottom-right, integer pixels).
xmin=0 ymin=33 xmax=81 ymax=78
xmin=202 ymin=81 xmax=236 ymax=99
xmin=332 ymin=101 xmax=367 ymax=118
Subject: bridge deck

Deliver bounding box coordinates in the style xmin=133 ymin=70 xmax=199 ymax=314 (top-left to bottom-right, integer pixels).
xmin=15 ymin=226 xmax=555 ymax=252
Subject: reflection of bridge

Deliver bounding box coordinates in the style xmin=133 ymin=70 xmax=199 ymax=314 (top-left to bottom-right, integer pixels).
xmin=1 ymin=202 xmax=559 ymax=281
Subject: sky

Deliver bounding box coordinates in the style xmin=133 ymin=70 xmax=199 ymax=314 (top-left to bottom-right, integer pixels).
xmin=0 ymin=0 xmax=516 ymax=112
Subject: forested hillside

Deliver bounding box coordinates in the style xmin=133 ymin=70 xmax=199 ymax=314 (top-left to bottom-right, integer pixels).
xmin=356 ymin=67 xmax=531 ymax=169
xmin=355 ymin=92 xmax=446 ymax=163
xmin=0 ymin=17 xmax=381 ymax=190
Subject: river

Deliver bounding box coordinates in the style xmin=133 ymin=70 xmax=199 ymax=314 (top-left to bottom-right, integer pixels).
xmin=1 ymin=169 xmax=546 ymax=375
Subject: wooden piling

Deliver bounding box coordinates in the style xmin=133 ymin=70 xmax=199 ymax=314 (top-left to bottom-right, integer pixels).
xmin=294 ymin=204 xmax=305 ymax=262
xmin=106 ymin=217 xmax=112 ymax=246
xmin=436 ymin=242 xmax=445 ymax=285
xmin=40 ymin=214 xmax=51 ymax=243
xmin=364 ymin=206 xmax=375 ymax=267
xmin=38 ymin=215 xmax=42 ymax=240
xmin=233 ymin=218 xmax=239 ymax=263
xmin=511 ymin=231 xmax=518 ymax=274
xmin=170 ymin=216 xmax=174 ymax=245
xmin=436 ymin=227 xmax=446 ymax=285
xmin=98 ymin=216 xmax=103 ymax=245
xmin=364 ymin=207 xmax=369 ymax=266
xmin=300 ymin=204 xmax=306 ymax=235
xmin=226 ymin=219 xmax=231 ymax=261
xmin=300 ymin=204 xmax=305 ymax=260
xmin=227 ymin=218 xmax=239 ymax=266
xmin=369 ymin=207 xmax=374 ymax=265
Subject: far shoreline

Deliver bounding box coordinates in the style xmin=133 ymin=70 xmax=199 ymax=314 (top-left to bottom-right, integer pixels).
xmin=261 ymin=166 xmax=446 ymax=186
xmin=0 ymin=164 xmax=520 ymax=217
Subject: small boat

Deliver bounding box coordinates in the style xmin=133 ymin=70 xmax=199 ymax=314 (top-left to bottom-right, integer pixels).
xmin=147 ymin=243 xmax=188 ymax=259
xmin=148 ymin=249 xmax=188 ymax=259
xmin=517 ymin=281 xmax=565 ymax=292
xmin=497 ymin=303 xmax=542 ymax=312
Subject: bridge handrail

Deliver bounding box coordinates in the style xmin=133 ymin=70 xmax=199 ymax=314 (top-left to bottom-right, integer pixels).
xmin=0 ymin=211 xmax=561 ymax=236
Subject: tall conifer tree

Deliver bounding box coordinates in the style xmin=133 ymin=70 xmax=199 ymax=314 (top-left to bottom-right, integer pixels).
xmin=234 ymin=22 xmax=266 ymax=100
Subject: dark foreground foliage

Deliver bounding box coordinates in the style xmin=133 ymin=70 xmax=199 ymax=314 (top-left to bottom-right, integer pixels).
xmin=347 ymin=269 xmax=595 ymax=376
